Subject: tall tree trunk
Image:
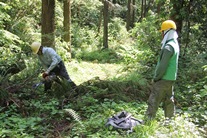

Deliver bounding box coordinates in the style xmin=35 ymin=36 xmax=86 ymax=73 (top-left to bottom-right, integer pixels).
xmin=183 ymin=0 xmax=192 ymax=56
xmin=143 ymin=0 xmax=146 ymax=17
xmin=131 ymin=0 xmax=135 ymax=27
xmin=141 ymin=0 xmax=144 ymax=20
xmin=126 ymin=0 xmax=132 ymax=31
xmin=170 ymin=0 xmax=184 ymax=37
xmin=41 ymin=0 xmax=55 ymax=48
xmin=145 ymin=0 xmax=154 ymax=16
xmin=97 ymin=8 xmax=103 ymax=35
xmin=103 ymin=0 xmax=109 ymax=49
xmin=157 ymin=1 xmax=162 ymax=15
xmin=63 ymin=0 xmax=72 ymax=54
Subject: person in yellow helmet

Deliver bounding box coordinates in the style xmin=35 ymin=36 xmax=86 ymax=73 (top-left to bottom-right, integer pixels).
xmin=145 ymin=20 xmax=180 ymax=120
xmin=30 ymin=42 xmax=76 ymax=91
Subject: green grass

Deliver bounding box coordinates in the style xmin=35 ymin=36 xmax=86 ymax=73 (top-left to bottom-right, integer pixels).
xmin=1 ymin=46 xmax=206 ymax=137
xmin=66 ymin=60 xmax=124 ymax=85
xmin=61 ymin=58 xmax=205 ymax=138
xmin=1 ymin=55 xmax=205 ymax=138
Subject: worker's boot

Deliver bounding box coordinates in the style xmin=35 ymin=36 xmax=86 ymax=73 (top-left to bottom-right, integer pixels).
xmin=44 ymin=81 xmax=52 ymax=92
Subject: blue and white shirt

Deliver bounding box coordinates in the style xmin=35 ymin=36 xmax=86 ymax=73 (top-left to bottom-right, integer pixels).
xmin=38 ymin=47 xmax=61 ymax=74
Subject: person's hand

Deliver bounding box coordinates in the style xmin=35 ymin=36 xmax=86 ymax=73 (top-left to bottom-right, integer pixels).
xmin=42 ymin=72 xmax=49 ymax=78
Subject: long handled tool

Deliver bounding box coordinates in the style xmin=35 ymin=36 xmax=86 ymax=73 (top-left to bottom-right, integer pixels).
xmin=32 ymin=74 xmax=58 ymax=90
xmin=32 ymin=81 xmax=44 ymax=89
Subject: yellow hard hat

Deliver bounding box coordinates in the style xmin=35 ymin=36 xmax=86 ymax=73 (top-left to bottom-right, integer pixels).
xmin=30 ymin=42 xmax=41 ymax=54
xmin=160 ymin=20 xmax=176 ymax=32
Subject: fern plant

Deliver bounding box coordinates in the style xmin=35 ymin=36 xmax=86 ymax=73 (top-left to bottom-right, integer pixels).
xmin=64 ymin=109 xmax=84 ymax=128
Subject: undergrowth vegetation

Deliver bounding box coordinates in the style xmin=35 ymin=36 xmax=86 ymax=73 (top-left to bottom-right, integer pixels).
xmin=0 ymin=0 xmax=206 ymax=137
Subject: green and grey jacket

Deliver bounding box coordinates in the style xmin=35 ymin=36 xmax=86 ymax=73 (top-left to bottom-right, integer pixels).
xmin=38 ymin=47 xmax=62 ymax=74
xmin=154 ymin=39 xmax=179 ymax=81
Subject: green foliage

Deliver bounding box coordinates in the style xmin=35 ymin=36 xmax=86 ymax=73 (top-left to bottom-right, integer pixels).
xmin=67 ymin=100 xmax=146 ymax=137
xmin=71 ymin=23 xmax=100 ymax=49
xmin=0 ymin=2 xmax=10 ymax=28
xmin=72 ymin=0 xmax=102 ymax=27
xmin=132 ymin=114 xmax=203 ymax=138
xmin=0 ymin=0 xmax=40 ymax=74
xmin=0 ymin=105 xmax=43 ymax=137
xmin=176 ymin=76 xmax=207 ymax=127
xmin=0 ymin=0 xmax=41 ymax=42
xmin=0 ymin=31 xmax=24 ymax=76
xmin=133 ymin=120 xmax=158 ymax=137
xmin=176 ymin=36 xmax=207 ymax=128
xmin=55 ymin=39 xmax=72 ymax=61
xmin=131 ymin=14 xmax=161 ymax=53
xmin=66 ymin=98 xmax=204 ymax=138
xmin=108 ymin=18 xmax=128 ymax=42
xmin=157 ymin=114 xmax=203 ymax=138
xmin=64 ymin=109 xmax=84 ymax=127
xmin=0 ymin=0 xmax=206 ymax=137
xmin=75 ymin=48 xmax=123 ymax=63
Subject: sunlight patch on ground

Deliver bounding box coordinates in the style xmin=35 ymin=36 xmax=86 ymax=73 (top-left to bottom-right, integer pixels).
xmin=66 ymin=60 xmax=124 ymax=85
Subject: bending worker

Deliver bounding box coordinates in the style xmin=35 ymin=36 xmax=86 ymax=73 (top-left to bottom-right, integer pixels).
xmin=145 ymin=20 xmax=180 ymax=120
xmin=30 ymin=42 xmax=76 ymax=91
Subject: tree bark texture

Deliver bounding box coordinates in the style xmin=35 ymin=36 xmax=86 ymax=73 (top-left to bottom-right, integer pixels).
xmin=131 ymin=0 xmax=135 ymax=27
xmin=143 ymin=0 xmax=146 ymax=17
xmin=97 ymin=8 xmax=103 ymax=34
xmin=41 ymin=0 xmax=55 ymax=48
xmin=141 ymin=0 xmax=144 ymax=20
xmin=126 ymin=0 xmax=132 ymax=31
xmin=145 ymin=0 xmax=154 ymax=15
xmin=183 ymin=0 xmax=193 ymax=56
xmin=170 ymin=0 xmax=184 ymax=37
xmin=63 ymin=0 xmax=71 ymax=53
xmin=103 ymin=0 xmax=109 ymax=49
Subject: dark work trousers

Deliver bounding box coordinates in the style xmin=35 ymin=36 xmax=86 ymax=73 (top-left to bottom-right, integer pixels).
xmin=145 ymin=80 xmax=175 ymax=120
xmin=44 ymin=61 xmax=74 ymax=91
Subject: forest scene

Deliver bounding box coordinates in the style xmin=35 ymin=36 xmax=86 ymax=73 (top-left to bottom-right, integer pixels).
xmin=0 ymin=0 xmax=207 ymax=137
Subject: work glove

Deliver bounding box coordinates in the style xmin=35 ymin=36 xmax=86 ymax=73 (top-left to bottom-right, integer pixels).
xmin=42 ymin=72 xmax=49 ymax=78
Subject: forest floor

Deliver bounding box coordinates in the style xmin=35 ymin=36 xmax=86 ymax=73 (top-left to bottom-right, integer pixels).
xmin=60 ymin=59 xmax=206 ymax=138
xmin=1 ymin=58 xmax=206 ymax=137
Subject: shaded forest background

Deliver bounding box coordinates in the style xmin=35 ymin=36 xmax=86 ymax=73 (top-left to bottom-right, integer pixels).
xmin=0 ymin=0 xmax=206 ymax=137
